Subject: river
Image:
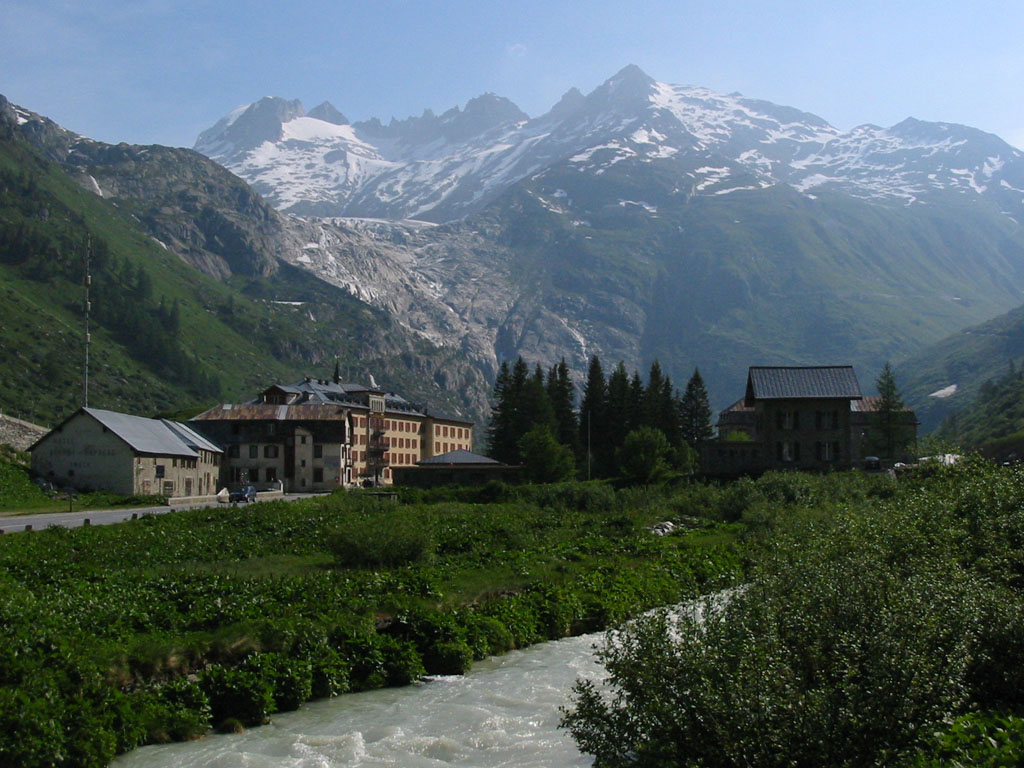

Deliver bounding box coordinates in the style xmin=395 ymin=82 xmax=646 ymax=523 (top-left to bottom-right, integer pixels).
xmin=112 ymin=630 xmax=607 ymax=768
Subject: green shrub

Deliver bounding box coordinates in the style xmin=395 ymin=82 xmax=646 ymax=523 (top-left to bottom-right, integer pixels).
xmin=328 ymin=512 xmax=434 ymax=568
xmin=310 ymin=648 xmax=349 ymax=699
xmin=261 ymin=653 xmax=312 ymax=712
xmin=145 ymin=677 xmax=211 ymax=743
xmin=424 ymin=640 xmax=474 ymax=676
xmin=0 ymin=686 xmax=65 ymax=767
xmin=911 ymin=711 xmax=1024 ymax=767
xmin=378 ymin=635 xmax=425 ymax=686
xmin=200 ymin=662 xmax=275 ymax=728
xmin=328 ymin=624 xmax=384 ymax=691
xmin=463 ymin=614 xmax=515 ymax=658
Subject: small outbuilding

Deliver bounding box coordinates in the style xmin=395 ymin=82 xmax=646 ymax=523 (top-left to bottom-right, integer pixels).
xmin=390 ymin=449 xmax=521 ymax=488
xmin=31 ymin=407 xmax=223 ymax=499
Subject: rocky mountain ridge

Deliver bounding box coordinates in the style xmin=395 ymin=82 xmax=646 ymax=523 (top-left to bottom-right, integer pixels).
xmin=195 ymin=65 xmax=1024 ymax=225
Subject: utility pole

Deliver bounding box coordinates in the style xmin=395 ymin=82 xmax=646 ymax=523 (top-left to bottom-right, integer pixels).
xmin=83 ymin=236 xmax=92 ymax=408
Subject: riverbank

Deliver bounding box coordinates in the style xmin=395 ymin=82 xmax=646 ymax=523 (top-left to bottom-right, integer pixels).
xmin=0 ymin=480 xmax=745 ymax=768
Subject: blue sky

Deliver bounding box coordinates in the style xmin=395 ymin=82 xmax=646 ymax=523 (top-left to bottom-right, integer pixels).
xmin=3 ymin=0 xmax=1023 ymax=150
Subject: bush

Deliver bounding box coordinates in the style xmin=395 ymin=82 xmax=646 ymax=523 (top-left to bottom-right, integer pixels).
xmin=262 ymin=653 xmax=312 ymax=712
xmin=310 ymin=648 xmax=349 ymax=699
xmin=146 ymin=677 xmax=211 ymax=743
xmin=200 ymin=662 xmax=275 ymax=728
xmin=463 ymin=614 xmax=515 ymax=658
xmin=911 ymin=711 xmax=1024 ymax=768
xmin=328 ymin=512 xmax=434 ymax=568
xmin=378 ymin=636 xmax=425 ymax=686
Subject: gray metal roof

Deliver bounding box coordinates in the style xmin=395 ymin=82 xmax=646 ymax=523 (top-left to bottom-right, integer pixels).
xmin=162 ymin=420 xmax=223 ymax=454
xmin=85 ymin=408 xmax=200 ymax=457
xmin=418 ymin=449 xmax=500 ymax=466
xmin=746 ymin=366 xmax=862 ymax=401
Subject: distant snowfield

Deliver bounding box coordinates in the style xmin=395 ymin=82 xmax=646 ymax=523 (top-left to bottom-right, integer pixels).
xmin=929 ymin=384 xmax=958 ymax=399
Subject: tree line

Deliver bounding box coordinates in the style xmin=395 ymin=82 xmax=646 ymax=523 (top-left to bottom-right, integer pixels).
xmin=486 ymin=355 xmax=712 ymax=482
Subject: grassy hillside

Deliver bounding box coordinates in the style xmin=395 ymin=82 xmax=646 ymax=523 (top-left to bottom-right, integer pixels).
xmin=0 ymin=117 xmax=482 ymax=426
xmin=895 ymin=302 xmax=1024 ymax=434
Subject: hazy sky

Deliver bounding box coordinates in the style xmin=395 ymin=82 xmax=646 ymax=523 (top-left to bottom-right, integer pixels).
xmin=4 ymin=0 xmax=1023 ymax=150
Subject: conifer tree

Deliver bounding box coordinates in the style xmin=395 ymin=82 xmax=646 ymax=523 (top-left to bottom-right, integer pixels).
xmin=579 ymin=355 xmax=608 ymax=478
xmin=627 ymin=370 xmax=645 ymax=435
xmin=605 ymin=362 xmax=632 ymax=458
xmin=870 ymin=362 xmax=914 ymax=460
xmin=486 ymin=359 xmax=527 ymax=463
xmin=546 ymin=358 xmax=579 ymax=454
xmin=680 ymin=367 xmax=714 ymax=448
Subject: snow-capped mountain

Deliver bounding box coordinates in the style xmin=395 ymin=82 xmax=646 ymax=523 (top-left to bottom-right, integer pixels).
xmin=196 ymin=65 xmax=1024 ymax=223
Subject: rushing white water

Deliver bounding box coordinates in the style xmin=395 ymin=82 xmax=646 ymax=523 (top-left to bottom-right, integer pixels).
xmin=112 ymin=632 xmax=606 ymax=768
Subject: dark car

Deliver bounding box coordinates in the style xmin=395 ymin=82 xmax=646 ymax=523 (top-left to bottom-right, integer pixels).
xmin=228 ymin=484 xmax=257 ymax=503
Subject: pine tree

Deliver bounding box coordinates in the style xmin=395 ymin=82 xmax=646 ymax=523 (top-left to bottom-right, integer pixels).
xmin=546 ymin=358 xmax=579 ymax=453
xmin=627 ymin=370 xmax=645 ymax=435
xmin=605 ymin=361 xmax=632 ymax=458
xmin=642 ymin=360 xmax=666 ymax=430
xmin=486 ymin=361 xmax=516 ymax=462
xmin=680 ymin=368 xmax=714 ymax=448
xmin=870 ymin=362 xmax=914 ymax=460
xmin=579 ymin=355 xmax=608 ymax=479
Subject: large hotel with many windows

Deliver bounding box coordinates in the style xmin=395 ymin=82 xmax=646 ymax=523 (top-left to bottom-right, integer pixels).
xmin=191 ymin=376 xmax=474 ymax=491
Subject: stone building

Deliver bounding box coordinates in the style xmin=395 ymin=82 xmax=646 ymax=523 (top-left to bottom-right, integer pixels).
xmin=705 ymin=365 xmax=917 ymax=476
xmin=31 ymin=407 xmax=222 ymax=498
xmin=706 ymin=366 xmax=860 ymax=475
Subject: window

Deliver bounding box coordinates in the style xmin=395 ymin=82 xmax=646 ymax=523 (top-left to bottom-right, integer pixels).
xmin=314 ymin=444 xmax=323 ymax=459
xmin=265 ymin=423 xmax=277 ymax=435
xmin=155 ymin=465 xmax=165 ymax=478
xmin=172 ymin=458 xmax=178 ymax=468
xmin=163 ymin=481 xmax=174 ymax=496
xmin=229 ymin=445 xmax=240 ymax=458
xmin=265 ymin=467 xmax=277 ymax=482
xmin=300 ymin=435 xmax=307 ymax=444
xmin=831 ymin=410 xmax=839 ymax=429
xmin=264 ymin=445 xmax=279 ymax=458
xmin=249 ymin=445 xmax=258 ymax=459
xmin=313 ymin=468 xmax=324 ymax=483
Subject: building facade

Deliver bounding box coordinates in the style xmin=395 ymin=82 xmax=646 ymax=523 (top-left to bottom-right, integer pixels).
xmin=191 ymin=377 xmax=474 ymax=490
xmin=705 ymin=366 xmax=865 ymax=476
xmin=31 ymin=407 xmax=222 ymax=498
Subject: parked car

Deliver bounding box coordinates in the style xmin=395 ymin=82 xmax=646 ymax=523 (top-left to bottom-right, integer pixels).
xmin=228 ymin=484 xmax=257 ymax=503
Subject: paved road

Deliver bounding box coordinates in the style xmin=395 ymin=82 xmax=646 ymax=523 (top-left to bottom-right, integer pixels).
xmin=0 ymin=493 xmax=318 ymax=533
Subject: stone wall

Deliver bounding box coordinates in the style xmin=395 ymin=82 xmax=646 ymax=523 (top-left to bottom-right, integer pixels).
xmin=0 ymin=415 xmax=48 ymax=451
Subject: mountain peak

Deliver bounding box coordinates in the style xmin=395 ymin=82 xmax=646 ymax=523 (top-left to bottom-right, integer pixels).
xmin=308 ymin=101 xmax=349 ymax=125
xmin=606 ymin=64 xmax=655 ymax=90
xmin=545 ymin=87 xmax=586 ymax=121
xmin=195 ymin=96 xmax=304 ymax=157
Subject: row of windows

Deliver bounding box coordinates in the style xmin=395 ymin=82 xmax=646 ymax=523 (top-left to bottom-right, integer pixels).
xmin=351 ymin=451 xmax=415 ymax=465
xmin=349 ymin=416 xmax=471 ymax=440
xmin=774 ymin=410 xmax=842 ymax=431
xmin=227 ymin=444 xmax=325 ymax=459
xmin=776 ymin=441 xmax=841 ymax=462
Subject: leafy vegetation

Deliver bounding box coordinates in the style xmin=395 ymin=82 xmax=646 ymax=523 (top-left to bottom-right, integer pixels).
xmin=563 ymin=458 xmax=1024 ymax=767
xmin=0 ymin=482 xmax=742 ymax=767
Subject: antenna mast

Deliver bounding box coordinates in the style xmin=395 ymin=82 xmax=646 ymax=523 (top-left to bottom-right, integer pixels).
xmin=83 ymin=236 xmax=91 ymax=407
